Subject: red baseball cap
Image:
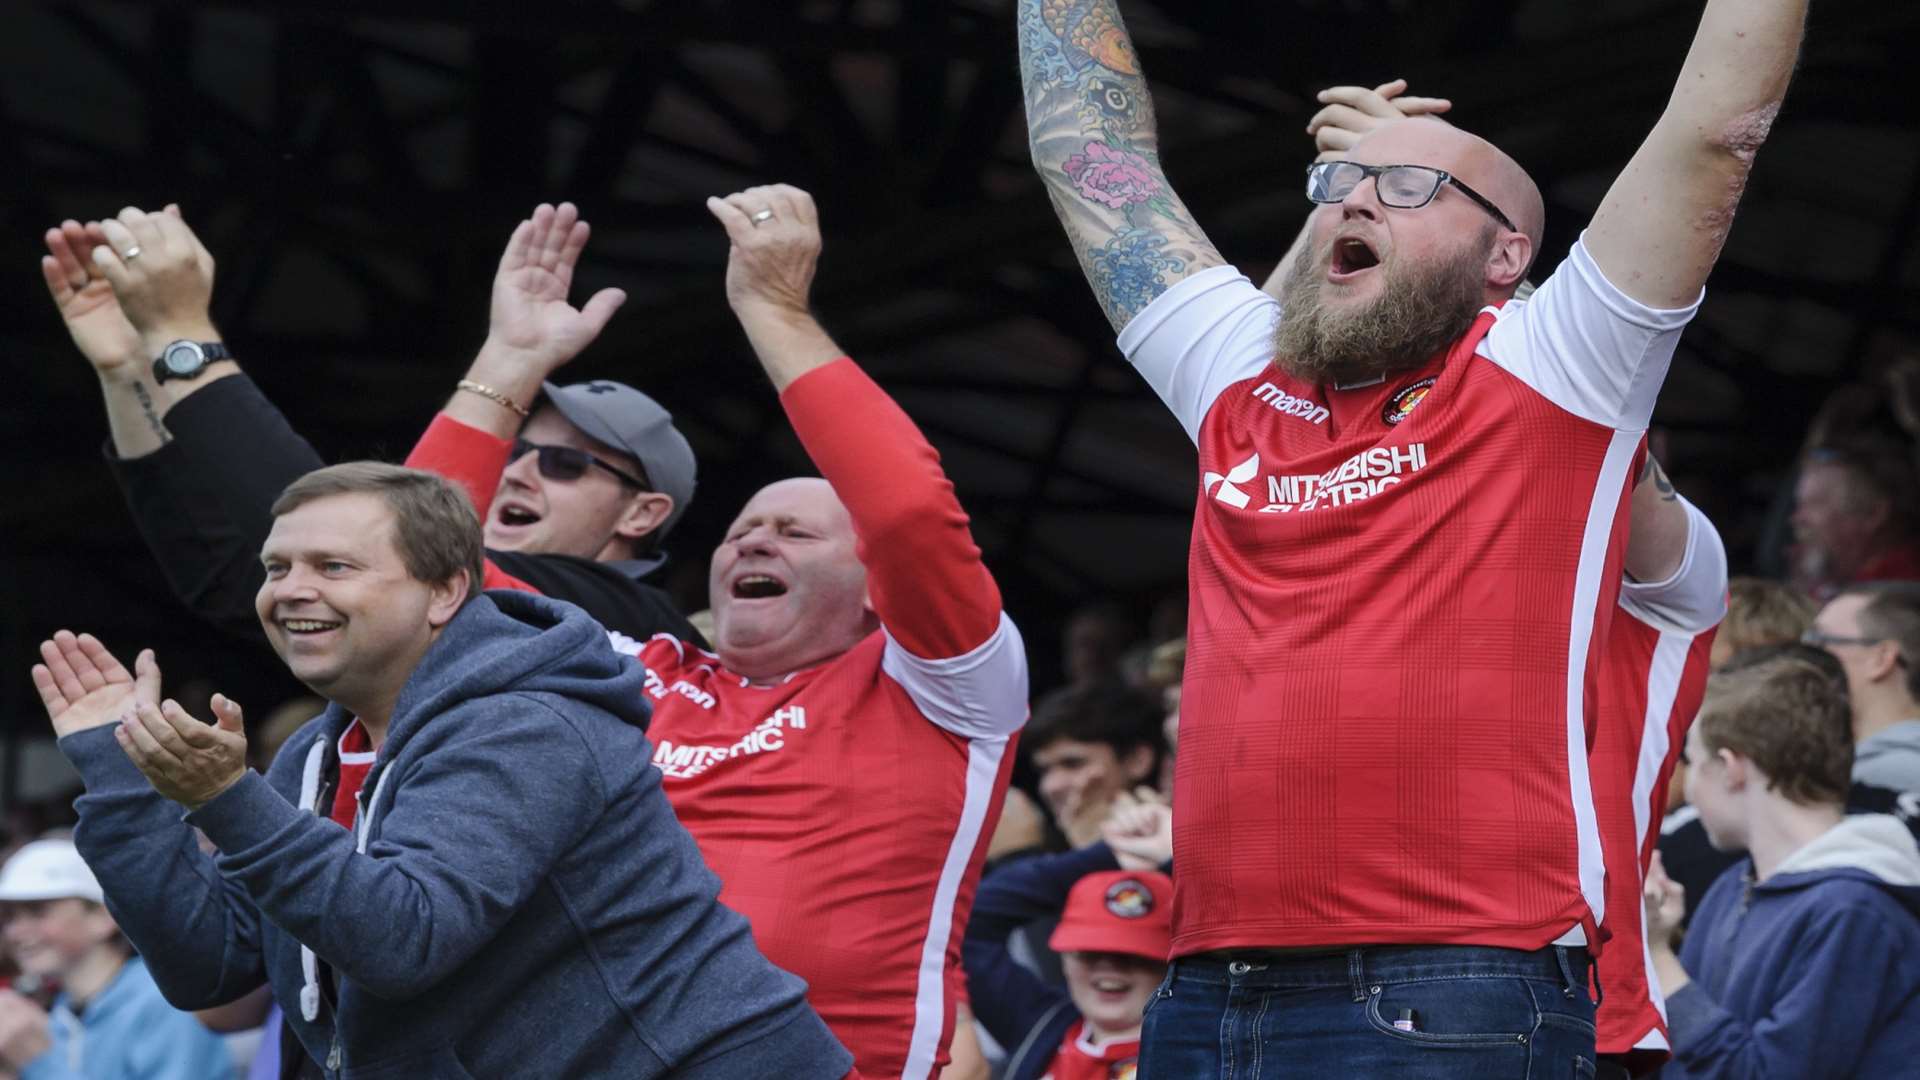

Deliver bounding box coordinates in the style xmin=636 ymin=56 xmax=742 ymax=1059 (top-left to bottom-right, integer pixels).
xmin=1049 ymin=870 xmax=1172 ymax=962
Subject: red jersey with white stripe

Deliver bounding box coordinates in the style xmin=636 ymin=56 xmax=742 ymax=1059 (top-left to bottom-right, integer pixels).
xmin=1592 ymin=499 xmax=1725 ymax=1059
xmin=614 ymin=361 xmax=1029 ymax=1080
xmin=1117 ymin=237 xmax=1700 ymax=956
xmin=1041 ymin=1020 xmax=1139 ymax=1080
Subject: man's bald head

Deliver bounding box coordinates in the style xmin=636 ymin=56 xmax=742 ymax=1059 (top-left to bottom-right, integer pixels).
xmin=1349 ymin=118 xmax=1545 ymax=288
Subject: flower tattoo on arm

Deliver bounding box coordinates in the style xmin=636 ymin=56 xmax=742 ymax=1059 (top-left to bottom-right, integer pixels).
xmin=1019 ymin=0 xmax=1223 ymax=331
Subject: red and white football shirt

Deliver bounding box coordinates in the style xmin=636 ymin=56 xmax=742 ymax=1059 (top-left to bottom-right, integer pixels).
xmin=410 ymin=361 xmax=1027 ymax=1078
xmin=1117 ymin=236 xmax=1700 ymax=955
xmin=614 ymin=361 xmax=1029 ymax=1080
xmin=1592 ymin=498 xmax=1724 ymax=1060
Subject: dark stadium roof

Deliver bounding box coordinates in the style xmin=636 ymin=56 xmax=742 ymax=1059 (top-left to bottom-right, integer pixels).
xmin=4 ymin=0 xmax=1916 ymax=758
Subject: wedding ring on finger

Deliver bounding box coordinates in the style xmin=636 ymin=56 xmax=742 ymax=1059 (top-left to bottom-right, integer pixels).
xmin=122 ymin=245 xmax=143 ymax=261
xmin=750 ymin=208 xmax=776 ymax=226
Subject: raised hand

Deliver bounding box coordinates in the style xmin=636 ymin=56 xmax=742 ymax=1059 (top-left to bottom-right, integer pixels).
xmin=116 ymin=694 xmax=249 ymax=810
xmin=1643 ymin=850 xmax=1688 ymax=951
xmin=1101 ymin=785 xmax=1173 ymax=870
xmin=31 ymin=631 xmax=161 ymax=739
xmin=481 ymin=202 xmax=627 ymax=380
xmin=1306 ymin=79 xmax=1453 ymax=161
xmin=703 ymin=184 xmax=842 ymax=391
xmin=41 ymin=219 xmax=144 ymax=379
xmin=704 ymin=185 xmax=822 ymax=318
xmin=89 ymin=205 xmax=220 ymax=358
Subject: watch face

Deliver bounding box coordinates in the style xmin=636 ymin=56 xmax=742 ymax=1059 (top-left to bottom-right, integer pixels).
xmin=163 ymin=341 xmax=204 ymax=375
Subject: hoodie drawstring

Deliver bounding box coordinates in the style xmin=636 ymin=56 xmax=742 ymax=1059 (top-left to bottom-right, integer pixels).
xmin=296 ymin=738 xmax=327 ymax=1023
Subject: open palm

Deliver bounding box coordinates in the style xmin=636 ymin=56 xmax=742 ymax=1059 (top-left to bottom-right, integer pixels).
xmin=31 ymin=631 xmax=160 ymax=739
xmin=41 ymin=222 xmax=142 ymax=376
xmin=486 ymin=202 xmax=625 ymax=376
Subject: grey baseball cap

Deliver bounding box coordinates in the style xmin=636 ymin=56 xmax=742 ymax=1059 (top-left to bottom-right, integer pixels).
xmin=541 ymin=380 xmax=697 ymax=536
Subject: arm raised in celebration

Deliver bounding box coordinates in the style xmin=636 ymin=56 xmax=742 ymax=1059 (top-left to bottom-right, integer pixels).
xmin=1585 ymin=0 xmax=1807 ymax=309
xmin=1017 ymin=0 xmax=1222 ymax=331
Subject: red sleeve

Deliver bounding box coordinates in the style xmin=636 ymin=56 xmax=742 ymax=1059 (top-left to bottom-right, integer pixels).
xmin=780 ymin=359 xmax=1001 ymax=658
xmin=404 ymin=413 xmax=538 ymax=596
xmin=405 ymin=413 xmax=514 ymax=522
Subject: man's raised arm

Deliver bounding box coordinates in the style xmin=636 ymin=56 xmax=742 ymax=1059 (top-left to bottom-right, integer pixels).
xmin=1585 ymin=0 xmax=1806 ymax=309
xmin=1016 ymin=0 xmax=1223 ymax=331
xmin=708 ymin=184 xmax=1027 ymax=728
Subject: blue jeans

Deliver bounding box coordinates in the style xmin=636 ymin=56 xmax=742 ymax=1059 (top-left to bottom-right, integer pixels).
xmin=1139 ymin=945 xmax=1597 ymax=1079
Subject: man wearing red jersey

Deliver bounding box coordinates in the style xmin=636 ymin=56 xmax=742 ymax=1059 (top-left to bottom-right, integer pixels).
xmin=1590 ymin=462 xmax=1728 ymax=1078
xmin=1019 ymin=0 xmax=1804 ymax=1073
xmin=1296 ymin=86 xmax=1733 ymax=1078
xmin=408 ymin=185 xmax=1028 ymax=1080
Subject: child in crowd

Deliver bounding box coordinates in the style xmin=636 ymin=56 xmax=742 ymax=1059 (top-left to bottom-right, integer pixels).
xmin=1645 ymin=654 xmax=1920 ymax=1078
xmin=964 ymin=794 xmax=1172 ymax=1080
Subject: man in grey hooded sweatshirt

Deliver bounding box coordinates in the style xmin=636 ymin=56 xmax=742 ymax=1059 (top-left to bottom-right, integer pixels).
xmin=31 ymin=462 xmax=851 ymax=1079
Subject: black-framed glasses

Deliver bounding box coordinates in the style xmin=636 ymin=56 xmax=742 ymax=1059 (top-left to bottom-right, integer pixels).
xmin=1306 ymin=161 xmax=1517 ymax=233
xmin=1801 ymin=628 xmax=1910 ymax=668
xmin=510 ymin=438 xmax=651 ymax=490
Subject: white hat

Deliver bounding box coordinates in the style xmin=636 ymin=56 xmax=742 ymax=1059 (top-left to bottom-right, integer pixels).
xmin=0 ymin=839 xmax=104 ymax=903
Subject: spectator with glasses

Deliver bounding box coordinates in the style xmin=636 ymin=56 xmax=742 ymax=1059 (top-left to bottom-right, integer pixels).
xmin=1019 ymin=0 xmax=1805 ymax=1073
xmin=1806 ymin=582 xmax=1920 ymax=792
xmin=39 ymin=202 xmax=702 ymax=647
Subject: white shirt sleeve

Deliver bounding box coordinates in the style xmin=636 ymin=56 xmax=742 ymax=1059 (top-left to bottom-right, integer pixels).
xmin=1115 ymin=265 xmax=1279 ymax=444
xmin=1619 ymin=497 xmax=1728 ymax=635
xmin=1479 ymin=232 xmax=1703 ymax=431
xmin=881 ymin=612 xmax=1030 ymax=740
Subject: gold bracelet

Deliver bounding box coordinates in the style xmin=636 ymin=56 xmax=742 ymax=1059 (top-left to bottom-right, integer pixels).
xmin=456 ymin=379 xmax=529 ymax=418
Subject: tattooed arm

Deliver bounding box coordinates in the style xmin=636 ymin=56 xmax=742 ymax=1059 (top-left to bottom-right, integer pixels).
xmin=1018 ymin=0 xmax=1222 ymax=331
xmin=1626 ymin=455 xmax=1692 ymax=583
xmin=1584 ymin=0 xmax=1807 ymax=309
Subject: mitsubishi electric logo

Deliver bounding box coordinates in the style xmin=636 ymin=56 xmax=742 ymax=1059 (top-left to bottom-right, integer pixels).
xmin=653 ymin=706 xmax=809 ymax=780
xmin=1204 ymin=452 xmax=1260 ymax=509
xmin=1204 ymin=444 xmax=1431 ymax=514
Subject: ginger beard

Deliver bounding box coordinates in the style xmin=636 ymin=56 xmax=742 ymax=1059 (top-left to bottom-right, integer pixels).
xmin=1273 ymin=222 xmax=1496 ymax=386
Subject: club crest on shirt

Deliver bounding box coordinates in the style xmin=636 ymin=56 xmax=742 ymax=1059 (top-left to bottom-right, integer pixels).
xmin=1105 ymin=879 xmax=1154 ymax=918
xmin=1382 ymin=377 xmax=1436 ymax=426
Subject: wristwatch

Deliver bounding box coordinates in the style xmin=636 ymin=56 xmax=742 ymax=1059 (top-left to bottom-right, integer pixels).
xmin=152 ymin=340 xmax=231 ymax=384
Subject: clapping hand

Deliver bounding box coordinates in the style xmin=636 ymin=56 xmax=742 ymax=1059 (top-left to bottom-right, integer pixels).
xmin=31 ymin=631 xmax=159 ymax=739
xmin=40 ymin=219 xmax=143 ymax=380
xmin=480 ymin=202 xmax=627 ymax=380
xmin=87 ymin=205 xmax=220 ymax=358
xmin=115 ymin=695 xmax=249 ymax=811
xmin=1306 ymin=79 xmax=1453 ymax=162
xmin=1102 ymin=786 xmax=1173 ymax=871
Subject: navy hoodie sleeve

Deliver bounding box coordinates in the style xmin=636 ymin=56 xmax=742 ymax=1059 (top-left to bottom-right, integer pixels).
xmin=60 ymin=726 xmax=269 ymax=1010
xmin=180 ymin=695 xmax=606 ymax=1001
xmin=1667 ymin=887 xmax=1909 ymax=1079
xmin=964 ymin=842 xmax=1120 ymax=1053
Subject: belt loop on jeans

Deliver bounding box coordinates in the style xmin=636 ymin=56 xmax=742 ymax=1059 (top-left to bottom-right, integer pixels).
xmin=1553 ymin=945 xmax=1581 ymax=1000
xmin=1347 ymin=949 xmax=1367 ymax=1002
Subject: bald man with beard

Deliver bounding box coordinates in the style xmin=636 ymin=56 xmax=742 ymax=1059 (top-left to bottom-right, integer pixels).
xmin=1018 ymin=1 xmax=1807 ymax=1075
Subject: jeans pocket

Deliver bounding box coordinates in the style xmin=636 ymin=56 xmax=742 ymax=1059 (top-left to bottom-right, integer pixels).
xmin=1363 ymin=975 xmax=1541 ymax=1047
xmin=1573 ymin=1056 xmax=1598 ymax=1078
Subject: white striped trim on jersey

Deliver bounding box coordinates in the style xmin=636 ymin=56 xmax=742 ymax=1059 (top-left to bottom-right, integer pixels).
xmin=900 ymin=734 xmax=1013 ymax=1079
xmin=1558 ymin=428 xmax=1646 ymax=941
xmin=1630 ymin=630 xmax=1696 ymax=1042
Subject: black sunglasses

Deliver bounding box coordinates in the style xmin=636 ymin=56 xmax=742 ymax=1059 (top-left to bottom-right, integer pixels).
xmin=510 ymin=439 xmax=651 ymax=490
xmin=1306 ymin=161 xmax=1517 ymax=233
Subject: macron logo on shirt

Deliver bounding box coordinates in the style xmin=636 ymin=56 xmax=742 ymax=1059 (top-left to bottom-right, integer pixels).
xmin=1252 ymin=382 xmax=1329 ymax=425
